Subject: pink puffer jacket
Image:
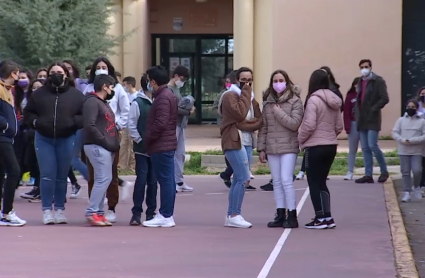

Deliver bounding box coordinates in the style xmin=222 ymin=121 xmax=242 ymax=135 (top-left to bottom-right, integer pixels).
xmin=298 ymin=89 xmax=343 ymax=150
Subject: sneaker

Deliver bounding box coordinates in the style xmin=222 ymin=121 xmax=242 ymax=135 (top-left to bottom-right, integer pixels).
xmin=146 ymin=214 xmax=155 ymax=221
xmin=99 ymin=215 xmax=112 ymax=226
xmin=296 ymin=171 xmax=304 ymax=180
xmin=119 ymin=181 xmax=131 ymax=201
xmin=250 ymin=172 xmax=255 ymax=179
xmin=225 ymin=215 xmax=252 ymax=228
xmin=402 ymin=191 xmax=411 ymax=202
xmin=414 ymin=188 xmax=423 ymax=200
xmin=343 ymin=172 xmax=353 ymax=180
xmin=176 ymin=183 xmax=194 ymax=192
xmin=28 ymin=194 xmax=41 ymax=203
xmin=54 ymin=209 xmax=67 ymax=224
xmin=86 ymin=213 xmax=106 ymax=226
xmin=130 ymin=214 xmax=141 ymax=226
xmin=260 ymin=180 xmax=274 ymax=191
xmin=355 ymin=176 xmax=374 ymax=184
xmin=246 ymin=185 xmax=256 ymax=191
xmin=43 ymin=210 xmax=55 ymax=225
xmin=304 ymin=218 xmax=328 ymax=229
xmin=105 ymin=210 xmax=117 ymax=223
xmin=0 ymin=211 xmax=26 ymax=227
xmin=70 ymin=183 xmax=81 ymax=199
xmin=326 ymin=218 xmax=336 ymax=229
xmin=378 ymin=173 xmax=389 ymax=183
xmin=142 ymin=213 xmax=175 ymax=228
xmin=20 ymin=187 xmax=38 ymax=199
xmin=27 ymin=178 xmax=35 ymax=186
xmin=219 ymin=172 xmax=232 ymax=188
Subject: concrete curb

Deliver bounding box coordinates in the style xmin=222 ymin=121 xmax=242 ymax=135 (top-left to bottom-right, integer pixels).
xmin=383 ymin=178 xmax=419 ymax=278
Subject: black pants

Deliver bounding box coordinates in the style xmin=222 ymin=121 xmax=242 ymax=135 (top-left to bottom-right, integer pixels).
xmin=68 ymin=168 xmax=77 ymax=185
xmin=0 ymin=141 xmax=21 ymax=214
xmin=222 ymin=157 xmax=234 ymax=178
xmin=305 ymin=145 xmax=336 ymax=218
xmin=300 ymin=153 xmax=306 ymax=172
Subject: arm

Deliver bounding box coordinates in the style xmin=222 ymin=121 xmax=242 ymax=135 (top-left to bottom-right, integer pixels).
xmin=343 ymin=96 xmax=352 ymax=133
xmin=221 ymin=86 xmax=251 ymax=122
xmin=236 ymin=100 xmax=263 ymax=132
xmin=149 ymin=97 xmax=171 ymax=141
xmin=178 ymin=107 xmax=190 ymax=116
xmin=298 ymin=99 xmax=318 ymax=144
xmin=408 ymin=120 xmax=425 ymax=144
xmin=335 ymin=111 xmax=343 ymax=135
xmin=128 ymin=101 xmax=142 ymax=143
xmin=371 ymin=79 xmax=389 ymax=111
xmin=116 ymin=85 xmax=130 ymax=130
xmin=256 ymin=108 xmax=268 ymax=152
xmin=83 ymin=100 xmax=105 ymax=144
xmin=273 ymin=98 xmax=304 ymax=132
xmin=23 ymin=94 xmax=38 ymax=128
xmin=391 ymin=118 xmax=403 ymax=142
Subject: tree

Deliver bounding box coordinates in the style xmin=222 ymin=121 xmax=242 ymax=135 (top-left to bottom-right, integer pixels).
xmin=0 ymin=0 xmax=122 ymax=71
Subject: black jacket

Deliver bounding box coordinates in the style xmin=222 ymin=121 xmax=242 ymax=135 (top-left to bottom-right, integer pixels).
xmin=24 ymin=82 xmax=84 ymax=138
xmin=83 ymin=93 xmax=120 ymax=153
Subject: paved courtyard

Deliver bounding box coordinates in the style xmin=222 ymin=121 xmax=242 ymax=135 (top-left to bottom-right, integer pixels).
xmin=4 ymin=176 xmax=397 ymax=278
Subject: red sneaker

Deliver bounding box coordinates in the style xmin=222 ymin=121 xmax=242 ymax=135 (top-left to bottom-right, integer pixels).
xmin=86 ymin=213 xmax=105 ymax=226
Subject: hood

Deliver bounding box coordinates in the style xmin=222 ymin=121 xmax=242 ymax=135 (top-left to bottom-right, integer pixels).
xmin=0 ymin=79 xmax=14 ymax=91
xmin=137 ymin=90 xmax=152 ymax=103
xmin=84 ymin=92 xmax=106 ymax=103
xmin=311 ymin=89 xmax=342 ymax=110
xmin=263 ymin=84 xmax=301 ymax=105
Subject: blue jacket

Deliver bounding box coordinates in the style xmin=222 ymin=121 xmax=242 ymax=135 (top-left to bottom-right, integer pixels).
xmin=0 ymin=80 xmax=18 ymax=143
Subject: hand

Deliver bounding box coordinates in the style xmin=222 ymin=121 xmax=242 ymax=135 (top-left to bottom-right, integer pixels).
xmin=190 ymin=106 xmax=196 ymax=114
xmin=259 ymin=151 xmax=267 ymax=163
xmin=272 ymin=104 xmax=280 ymax=113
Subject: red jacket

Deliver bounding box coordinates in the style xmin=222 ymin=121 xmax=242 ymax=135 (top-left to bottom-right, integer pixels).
xmin=343 ymin=89 xmax=357 ymax=134
xmin=145 ymin=85 xmax=178 ymax=155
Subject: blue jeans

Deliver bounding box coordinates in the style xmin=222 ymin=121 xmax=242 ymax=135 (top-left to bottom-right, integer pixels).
xmin=225 ymin=148 xmax=250 ymax=216
xmin=359 ymin=130 xmax=388 ymax=176
xmin=244 ymin=145 xmax=253 ymax=170
xmin=151 ymin=151 xmax=175 ymax=218
xmin=71 ymin=129 xmax=89 ymax=181
xmin=35 ymin=132 xmax=75 ymax=211
xmin=132 ymin=154 xmax=158 ymax=216
xmin=347 ymin=121 xmax=360 ymax=173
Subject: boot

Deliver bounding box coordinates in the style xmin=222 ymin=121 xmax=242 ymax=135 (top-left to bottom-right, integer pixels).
xmin=267 ymin=208 xmax=286 ymax=228
xmin=283 ymin=210 xmax=299 ymax=228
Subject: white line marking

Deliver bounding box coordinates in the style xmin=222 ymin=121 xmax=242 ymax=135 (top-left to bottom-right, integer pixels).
xmin=176 ymin=194 xmax=194 ymax=196
xmin=205 ymin=193 xmax=224 ymax=195
xmin=257 ymin=187 xmax=310 ymax=278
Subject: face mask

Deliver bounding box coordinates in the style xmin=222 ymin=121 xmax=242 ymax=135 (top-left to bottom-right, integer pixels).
xmin=175 ymin=80 xmax=185 ymax=88
xmin=421 ymin=96 xmax=425 ymax=103
xmin=49 ymin=73 xmax=65 ymax=87
xmin=17 ymin=79 xmax=29 ymax=88
xmin=147 ymin=81 xmax=154 ymax=92
xmin=273 ymin=82 xmax=287 ymax=94
xmin=360 ymin=68 xmax=371 ymax=77
xmin=106 ymin=89 xmax=115 ymax=101
xmin=95 ymin=69 xmax=108 ymax=76
xmin=406 ymin=108 xmax=417 ymax=117
xmin=225 ymin=82 xmax=231 ymax=89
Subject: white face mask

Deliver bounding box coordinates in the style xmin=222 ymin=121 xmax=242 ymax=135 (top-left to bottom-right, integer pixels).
xmin=360 ymin=68 xmax=371 ymax=77
xmin=95 ymin=69 xmax=108 ymax=76
xmin=175 ymin=80 xmax=185 ymax=88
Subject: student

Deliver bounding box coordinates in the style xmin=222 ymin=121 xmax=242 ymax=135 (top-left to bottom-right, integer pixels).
xmin=0 ymin=60 xmax=26 ymax=226
xmin=128 ymin=74 xmax=158 ymax=225
xmin=167 ymin=66 xmax=194 ymax=193
xmin=392 ymin=100 xmax=425 ymax=202
xmin=83 ymin=74 xmax=120 ymax=226
xmin=298 ymin=69 xmax=343 ymax=229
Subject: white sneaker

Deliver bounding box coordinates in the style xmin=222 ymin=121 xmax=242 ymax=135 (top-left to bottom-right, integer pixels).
xmin=344 ymin=172 xmax=353 ymax=180
xmin=54 ymin=209 xmax=67 ymax=224
xmin=402 ymin=192 xmax=411 ymax=202
xmin=250 ymin=172 xmax=255 ymax=179
xmin=120 ymin=181 xmax=131 ymax=201
xmin=142 ymin=213 xmax=175 ymax=228
xmin=43 ymin=210 xmax=55 ymax=225
xmin=296 ymin=171 xmax=304 ymax=180
xmin=414 ymin=188 xmax=423 ymax=200
xmin=225 ymin=215 xmax=252 ymax=228
xmin=176 ymin=183 xmax=193 ymax=192
xmin=0 ymin=210 xmax=26 ymax=226
xmin=105 ymin=210 xmax=117 ymax=223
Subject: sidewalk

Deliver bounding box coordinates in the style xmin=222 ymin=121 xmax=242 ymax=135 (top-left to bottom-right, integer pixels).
xmin=185 ymin=125 xmax=397 ymax=152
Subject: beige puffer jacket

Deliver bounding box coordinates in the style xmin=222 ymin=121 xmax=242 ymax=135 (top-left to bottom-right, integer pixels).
xmin=257 ymin=85 xmax=304 ymax=154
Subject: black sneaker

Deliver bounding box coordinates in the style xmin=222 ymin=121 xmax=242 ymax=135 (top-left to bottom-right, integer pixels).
xmin=304 ymin=218 xmax=328 ymax=229
xmin=246 ymin=185 xmax=256 ymax=191
xmin=378 ymin=173 xmax=389 ymax=183
xmin=129 ymin=214 xmax=141 ymax=226
xmin=70 ymin=183 xmax=81 ymax=199
xmin=20 ymin=187 xmax=38 ymax=199
xmin=260 ymin=180 xmax=273 ymax=191
xmin=28 ymin=195 xmax=41 ymax=203
xmin=219 ymin=172 xmax=231 ymax=188
xmin=326 ymin=218 xmax=336 ymax=229
xmin=355 ymin=176 xmax=374 ymax=184
xmin=146 ymin=214 xmax=155 ymax=221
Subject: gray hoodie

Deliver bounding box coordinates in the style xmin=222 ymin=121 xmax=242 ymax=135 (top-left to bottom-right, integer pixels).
xmin=127 ymin=90 xmax=152 ymax=153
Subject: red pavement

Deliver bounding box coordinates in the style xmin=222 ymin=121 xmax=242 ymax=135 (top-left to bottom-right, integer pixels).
xmin=3 ymin=176 xmax=396 ymax=278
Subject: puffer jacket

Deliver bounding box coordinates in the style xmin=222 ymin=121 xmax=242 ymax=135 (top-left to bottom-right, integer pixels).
xmin=298 ymin=89 xmax=343 ymax=150
xmin=257 ymin=85 xmax=303 ymax=154
xmin=392 ymin=113 xmax=425 ymax=156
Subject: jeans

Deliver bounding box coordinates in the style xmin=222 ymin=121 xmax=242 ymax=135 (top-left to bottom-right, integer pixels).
xmin=84 ymin=145 xmax=114 ymax=216
xmin=305 ymin=145 xmax=337 ymax=218
xmin=347 ymin=121 xmax=360 ymax=173
xmin=151 ymin=151 xmax=176 ymax=218
xmin=225 ymin=148 xmax=250 ymax=216
xmin=35 ymin=132 xmax=75 ymax=211
xmin=174 ymin=126 xmax=186 ymax=184
xmin=268 ymin=153 xmax=297 ymax=210
xmin=399 ymin=155 xmax=422 ymax=192
xmin=71 ymin=129 xmax=89 ymax=181
xmin=0 ymin=141 xmax=21 ymax=214
xmin=132 ymin=154 xmax=157 ymax=216
xmin=244 ymin=145 xmax=253 ymax=169
xmin=359 ymin=130 xmax=388 ymax=176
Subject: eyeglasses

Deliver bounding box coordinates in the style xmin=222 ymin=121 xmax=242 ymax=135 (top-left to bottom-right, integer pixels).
xmin=240 ymin=78 xmax=253 ymax=82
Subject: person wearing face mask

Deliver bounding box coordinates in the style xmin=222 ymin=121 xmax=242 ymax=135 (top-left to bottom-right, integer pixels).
xmin=416 ymin=87 xmax=425 ymax=193
xmin=24 ymin=62 xmax=84 ymax=225
xmin=36 ymin=68 xmax=48 ymax=81
xmin=83 ymin=57 xmax=131 ymax=223
xmin=354 ymin=59 xmax=389 ymax=184
xmin=392 ymin=100 xmax=425 ymax=202
xmin=167 ymin=65 xmax=194 ymax=193
xmin=83 ymin=75 xmax=120 ymax=226
xmin=0 ymin=60 xmax=26 ymax=226
xmin=257 ymin=70 xmax=303 ymax=228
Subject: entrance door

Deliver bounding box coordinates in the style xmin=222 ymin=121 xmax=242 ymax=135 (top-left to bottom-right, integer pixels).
xmin=152 ymin=35 xmax=233 ymax=124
